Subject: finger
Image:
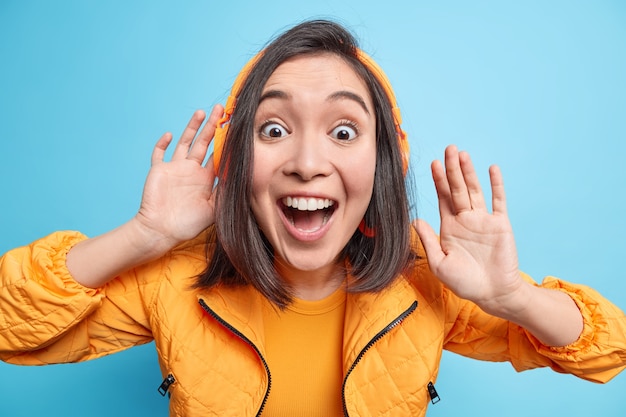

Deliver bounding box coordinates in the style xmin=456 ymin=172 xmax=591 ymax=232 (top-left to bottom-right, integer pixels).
xmin=151 ymin=132 xmax=173 ymax=165
xmin=489 ymin=164 xmax=508 ymax=215
xmin=171 ymin=110 xmax=207 ymax=160
xmin=207 ymin=156 xmax=218 ymax=192
xmin=459 ymin=151 xmax=487 ymax=211
xmin=413 ymin=219 xmax=446 ymax=271
xmin=431 ymin=159 xmax=454 ymax=218
xmin=444 ymin=145 xmax=472 ymax=213
xmin=187 ymin=104 xmax=225 ymax=164
xmin=206 ymin=154 xmax=218 ymax=189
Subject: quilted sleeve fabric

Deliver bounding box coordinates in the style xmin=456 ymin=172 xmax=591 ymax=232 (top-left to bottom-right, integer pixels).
xmin=443 ymin=273 xmax=626 ymax=383
xmin=0 ymin=231 xmax=155 ymax=365
xmin=509 ymin=276 xmax=626 ymax=383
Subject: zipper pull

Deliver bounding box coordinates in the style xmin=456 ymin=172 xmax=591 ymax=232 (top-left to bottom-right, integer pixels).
xmin=158 ymin=373 xmax=176 ymax=397
xmin=427 ymin=381 xmax=440 ymax=404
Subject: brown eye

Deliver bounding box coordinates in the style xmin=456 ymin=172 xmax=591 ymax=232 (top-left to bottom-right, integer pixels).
xmin=330 ymin=123 xmax=357 ymax=141
xmin=335 ymin=129 xmax=351 ymax=140
xmin=260 ymin=122 xmax=288 ymax=138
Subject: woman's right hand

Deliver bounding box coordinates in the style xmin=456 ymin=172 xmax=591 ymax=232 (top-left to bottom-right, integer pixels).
xmin=133 ymin=104 xmax=224 ymax=252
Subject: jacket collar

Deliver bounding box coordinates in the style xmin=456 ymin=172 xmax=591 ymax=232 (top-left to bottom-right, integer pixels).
xmin=197 ymin=285 xmax=268 ymax=357
xmin=197 ymin=273 xmax=417 ymax=371
xmin=342 ymin=275 xmax=417 ymax=371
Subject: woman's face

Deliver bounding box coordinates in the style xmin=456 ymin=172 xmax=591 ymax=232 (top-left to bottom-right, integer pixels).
xmin=250 ymin=53 xmax=377 ymax=278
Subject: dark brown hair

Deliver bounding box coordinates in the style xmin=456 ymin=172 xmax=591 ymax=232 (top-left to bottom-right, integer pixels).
xmin=196 ymin=19 xmax=414 ymax=307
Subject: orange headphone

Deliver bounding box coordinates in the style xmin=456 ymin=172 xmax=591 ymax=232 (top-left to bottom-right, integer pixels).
xmin=212 ymin=48 xmax=409 ymax=177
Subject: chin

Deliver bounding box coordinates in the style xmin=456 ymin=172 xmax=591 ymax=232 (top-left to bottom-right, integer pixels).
xmin=278 ymin=250 xmax=343 ymax=273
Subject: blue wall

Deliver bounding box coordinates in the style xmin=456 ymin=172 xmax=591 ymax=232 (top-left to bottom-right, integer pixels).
xmin=1 ymin=1 xmax=625 ymax=415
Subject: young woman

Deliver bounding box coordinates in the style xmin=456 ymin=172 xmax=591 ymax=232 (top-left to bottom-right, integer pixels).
xmin=1 ymin=20 xmax=625 ymax=417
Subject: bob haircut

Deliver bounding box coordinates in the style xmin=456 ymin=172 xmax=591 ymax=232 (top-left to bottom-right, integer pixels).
xmin=196 ymin=19 xmax=415 ymax=308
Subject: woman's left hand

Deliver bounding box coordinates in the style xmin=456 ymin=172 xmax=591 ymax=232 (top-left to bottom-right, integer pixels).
xmin=414 ymin=145 xmax=526 ymax=317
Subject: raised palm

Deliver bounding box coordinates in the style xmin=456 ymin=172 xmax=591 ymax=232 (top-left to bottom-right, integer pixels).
xmin=135 ymin=105 xmax=224 ymax=248
xmin=415 ymin=146 xmax=524 ymax=316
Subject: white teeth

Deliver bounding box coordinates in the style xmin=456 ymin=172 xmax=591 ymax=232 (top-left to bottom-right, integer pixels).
xmin=282 ymin=197 xmax=335 ymax=211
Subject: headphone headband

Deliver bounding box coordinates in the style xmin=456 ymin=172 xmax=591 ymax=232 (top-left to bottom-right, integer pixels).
xmin=213 ymin=49 xmax=409 ymax=176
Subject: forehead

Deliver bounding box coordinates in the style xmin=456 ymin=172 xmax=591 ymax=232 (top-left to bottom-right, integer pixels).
xmin=262 ymin=53 xmax=372 ymax=101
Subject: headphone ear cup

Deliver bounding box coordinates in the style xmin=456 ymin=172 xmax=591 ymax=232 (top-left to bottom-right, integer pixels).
xmin=211 ymin=53 xmax=264 ymax=177
xmin=213 ymin=122 xmax=228 ymax=176
xmin=213 ymin=93 xmax=238 ymax=176
xmin=213 ymin=125 xmax=228 ymax=177
xmin=391 ymin=108 xmax=410 ymax=176
xmin=358 ymin=50 xmax=410 ymax=176
xmin=399 ymin=132 xmax=410 ymax=176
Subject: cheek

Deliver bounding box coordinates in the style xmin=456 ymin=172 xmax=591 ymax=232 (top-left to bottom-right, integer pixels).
xmin=250 ymin=161 xmax=268 ymax=208
xmin=250 ymin=146 xmax=277 ymax=224
xmin=251 ymin=141 xmax=270 ymax=190
xmin=250 ymin=180 xmax=272 ymax=240
xmin=344 ymin=148 xmax=377 ymax=198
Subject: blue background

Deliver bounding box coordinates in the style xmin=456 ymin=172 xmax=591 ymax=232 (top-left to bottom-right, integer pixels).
xmin=1 ymin=1 xmax=625 ymax=416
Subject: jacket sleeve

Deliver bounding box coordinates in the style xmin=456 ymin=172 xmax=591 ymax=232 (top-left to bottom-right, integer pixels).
xmin=0 ymin=231 xmax=156 ymax=365
xmin=442 ymin=272 xmax=626 ymax=383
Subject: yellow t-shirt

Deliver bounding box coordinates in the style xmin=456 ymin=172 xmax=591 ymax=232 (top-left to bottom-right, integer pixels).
xmin=261 ymin=287 xmax=346 ymax=416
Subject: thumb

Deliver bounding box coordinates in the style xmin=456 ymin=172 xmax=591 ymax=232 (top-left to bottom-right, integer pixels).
xmin=412 ymin=219 xmax=445 ymax=270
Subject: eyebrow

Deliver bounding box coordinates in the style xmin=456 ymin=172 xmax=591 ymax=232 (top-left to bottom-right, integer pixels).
xmin=259 ymin=89 xmax=289 ymax=103
xmin=258 ymin=89 xmax=370 ymax=115
xmin=327 ymin=91 xmax=370 ymax=115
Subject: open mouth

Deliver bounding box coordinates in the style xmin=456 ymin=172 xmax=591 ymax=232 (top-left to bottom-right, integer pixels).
xmin=280 ymin=196 xmax=336 ymax=233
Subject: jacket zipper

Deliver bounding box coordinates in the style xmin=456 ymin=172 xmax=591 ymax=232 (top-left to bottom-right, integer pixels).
xmin=158 ymin=373 xmax=176 ymax=397
xmin=342 ymin=300 xmax=418 ymax=417
xmin=198 ymin=298 xmax=271 ymax=417
xmin=427 ymin=381 xmax=440 ymax=404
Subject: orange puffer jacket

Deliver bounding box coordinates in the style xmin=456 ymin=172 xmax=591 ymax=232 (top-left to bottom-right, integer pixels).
xmin=1 ymin=230 xmax=625 ymax=416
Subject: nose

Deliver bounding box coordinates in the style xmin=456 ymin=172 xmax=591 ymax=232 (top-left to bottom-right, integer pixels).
xmin=282 ymin=130 xmax=333 ymax=181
